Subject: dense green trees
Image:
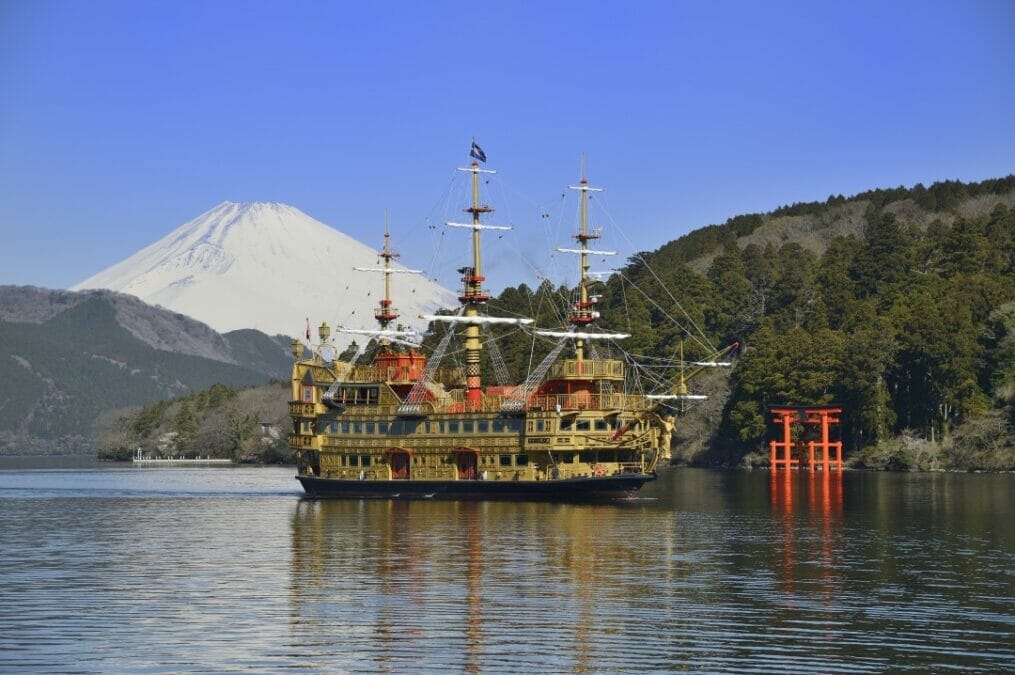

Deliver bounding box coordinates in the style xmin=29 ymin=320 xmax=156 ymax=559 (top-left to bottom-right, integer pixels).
xmin=470 ymin=176 xmax=1014 ymax=469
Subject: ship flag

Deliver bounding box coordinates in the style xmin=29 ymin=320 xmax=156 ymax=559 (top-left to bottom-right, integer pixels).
xmin=470 ymin=139 xmax=486 ymax=163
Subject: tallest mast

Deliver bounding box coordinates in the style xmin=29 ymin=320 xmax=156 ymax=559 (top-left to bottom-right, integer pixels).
xmin=459 ymin=161 xmax=495 ymax=405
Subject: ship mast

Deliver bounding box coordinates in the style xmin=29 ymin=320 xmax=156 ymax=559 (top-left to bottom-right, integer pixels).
xmin=348 ymin=214 xmax=422 ymax=347
xmin=432 ymin=150 xmax=528 ymax=406
xmin=460 ymin=162 xmax=494 ymax=405
xmin=375 ymin=212 xmax=398 ymax=347
xmin=566 ymin=157 xmax=607 ymax=362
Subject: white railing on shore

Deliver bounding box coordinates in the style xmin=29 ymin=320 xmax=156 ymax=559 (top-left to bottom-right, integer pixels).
xmin=132 ymin=454 xmax=232 ymax=465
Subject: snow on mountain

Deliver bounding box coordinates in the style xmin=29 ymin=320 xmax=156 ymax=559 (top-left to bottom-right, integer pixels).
xmin=72 ymin=202 xmax=456 ymax=344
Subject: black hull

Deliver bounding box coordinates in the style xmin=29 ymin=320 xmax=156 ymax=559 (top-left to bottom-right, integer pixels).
xmin=296 ymin=473 xmax=656 ymax=501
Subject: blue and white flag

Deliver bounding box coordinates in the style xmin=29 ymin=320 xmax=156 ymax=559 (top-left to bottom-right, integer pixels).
xmin=470 ymin=139 xmax=486 ymax=163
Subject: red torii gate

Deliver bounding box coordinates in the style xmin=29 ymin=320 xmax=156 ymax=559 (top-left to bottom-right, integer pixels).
xmin=768 ymin=406 xmax=844 ymax=471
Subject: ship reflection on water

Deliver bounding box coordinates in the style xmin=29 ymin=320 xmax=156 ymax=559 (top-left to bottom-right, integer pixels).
xmin=288 ymin=498 xmax=666 ymax=672
xmin=283 ymin=469 xmax=1012 ymax=672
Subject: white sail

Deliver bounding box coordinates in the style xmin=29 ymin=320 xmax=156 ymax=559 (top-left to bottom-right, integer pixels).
xmin=556 ymin=247 xmax=617 ymax=256
xmin=690 ymin=361 xmax=733 ymax=367
xmin=352 ymin=267 xmax=423 ymax=274
xmin=445 ymin=222 xmax=513 ymax=231
xmin=340 ymin=328 xmax=420 ymax=338
xmin=421 ymin=314 xmax=533 ymax=326
xmin=535 ymin=330 xmax=629 ymax=340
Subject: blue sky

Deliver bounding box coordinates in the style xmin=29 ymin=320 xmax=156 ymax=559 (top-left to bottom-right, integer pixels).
xmin=1 ymin=0 xmax=1012 ymax=292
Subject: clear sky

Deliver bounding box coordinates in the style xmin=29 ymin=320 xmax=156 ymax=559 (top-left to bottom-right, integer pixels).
xmin=1 ymin=1 xmax=1012 ymax=292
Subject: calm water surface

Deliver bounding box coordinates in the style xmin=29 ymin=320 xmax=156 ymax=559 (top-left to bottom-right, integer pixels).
xmin=0 ymin=458 xmax=1011 ymax=673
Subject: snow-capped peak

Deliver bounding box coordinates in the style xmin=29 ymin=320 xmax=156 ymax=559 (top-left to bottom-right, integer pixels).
xmin=72 ymin=202 xmax=456 ymax=342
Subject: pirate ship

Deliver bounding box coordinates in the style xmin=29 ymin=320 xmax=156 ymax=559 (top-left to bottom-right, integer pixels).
xmin=289 ymin=152 xmax=735 ymax=499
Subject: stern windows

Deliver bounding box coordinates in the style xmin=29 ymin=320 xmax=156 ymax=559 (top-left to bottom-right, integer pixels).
xmin=301 ymin=386 xmax=315 ymax=403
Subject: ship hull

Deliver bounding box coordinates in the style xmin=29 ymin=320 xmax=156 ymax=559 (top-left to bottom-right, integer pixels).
xmin=296 ymin=473 xmax=656 ymax=501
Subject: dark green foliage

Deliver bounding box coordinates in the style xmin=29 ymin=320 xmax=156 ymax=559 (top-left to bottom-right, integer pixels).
xmin=465 ymin=176 xmax=1015 ymax=470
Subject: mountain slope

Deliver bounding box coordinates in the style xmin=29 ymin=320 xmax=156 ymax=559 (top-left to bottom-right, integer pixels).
xmin=0 ymin=288 xmax=296 ymax=454
xmin=72 ymin=201 xmax=456 ymax=341
xmin=651 ymin=176 xmax=1015 ymax=274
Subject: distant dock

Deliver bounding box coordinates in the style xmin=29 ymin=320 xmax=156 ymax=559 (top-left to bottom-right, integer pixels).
xmin=132 ymin=450 xmax=232 ymax=466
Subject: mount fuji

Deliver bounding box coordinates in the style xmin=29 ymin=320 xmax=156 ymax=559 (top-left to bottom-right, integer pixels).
xmin=72 ymin=202 xmax=456 ymax=343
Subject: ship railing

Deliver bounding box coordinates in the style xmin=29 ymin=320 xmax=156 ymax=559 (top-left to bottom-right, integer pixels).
xmin=547 ymin=359 xmax=625 ymax=380
xmin=340 ymin=364 xmax=463 ymax=385
xmin=524 ymin=393 xmax=652 ymax=413
xmin=425 ymin=392 xmax=653 ymax=415
xmin=289 ymin=401 xmax=317 ymax=416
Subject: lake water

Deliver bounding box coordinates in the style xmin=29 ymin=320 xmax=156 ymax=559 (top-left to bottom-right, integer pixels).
xmin=0 ymin=459 xmax=1011 ymax=673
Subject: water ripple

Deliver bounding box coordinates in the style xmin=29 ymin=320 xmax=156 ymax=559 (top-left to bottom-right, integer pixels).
xmin=0 ymin=466 xmax=1011 ymax=672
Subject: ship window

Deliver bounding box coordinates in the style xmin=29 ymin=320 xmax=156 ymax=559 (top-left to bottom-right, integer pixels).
xmin=536 ymin=420 xmax=545 ymax=432
xmin=349 ymin=454 xmax=359 ymax=467
xmin=499 ymin=454 xmax=512 ymax=467
xmin=462 ymin=421 xmax=474 ymax=433
xmin=448 ymin=421 xmax=460 ymax=433
xmin=579 ymin=451 xmax=595 ymax=463
xmin=353 ymin=423 xmax=362 ymax=434
xmin=478 ymin=420 xmax=489 ymax=433
xmin=379 ymin=423 xmax=389 ymax=434
xmin=600 ymin=451 xmax=616 ymax=462
xmin=492 ymin=420 xmax=505 ymax=433
xmin=368 ymin=388 xmax=379 ymax=404
xmin=361 ymin=455 xmax=371 ymax=467
xmin=507 ymin=420 xmax=522 ymax=433
xmin=560 ymin=418 xmax=573 ymax=431
xmin=341 ymin=422 xmax=350 ymax=434
xmin=516 ymin=454 xmax=528 ymax=466
xmin=301 ymin=386 xmax=314 ymax=403
xmin=577 ymin=420 xmax=591 ymax=431
xmin=365 ymin=423 xmax=376 ymax=434
xmin=595 ymin=420 xmax=608 ymax=431
xmin=557 ymin=452 xmax=574 ymax=464
xmin=329 ymin=422 xmax=338 ymax=433
xmin=300 ymin=421 xmax=312 ymax=434
xmin=617 ymin=451 xmax=633 ymax=463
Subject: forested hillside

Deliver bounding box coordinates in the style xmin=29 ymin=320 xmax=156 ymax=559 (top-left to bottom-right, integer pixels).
xmin=475 ymin=176 xmax=1015 ymax=470
xmin=0 ymin=289 xmax=293 ymax=454
xmin=95 ymin=382 xmax=292 ymax=463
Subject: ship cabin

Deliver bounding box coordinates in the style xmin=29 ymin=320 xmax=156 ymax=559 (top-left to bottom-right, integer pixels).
xmin=290 ymin=340 xmax=660 ymax=484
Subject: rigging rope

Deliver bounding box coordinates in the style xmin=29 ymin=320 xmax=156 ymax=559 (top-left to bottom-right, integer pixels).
xmin=501 ymin=335 xmax=571 ymax=412
xmin=397 ymin=308 xmax=463 ymax=415
xmin=483 ymin=324 xmax=513 ymax=387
